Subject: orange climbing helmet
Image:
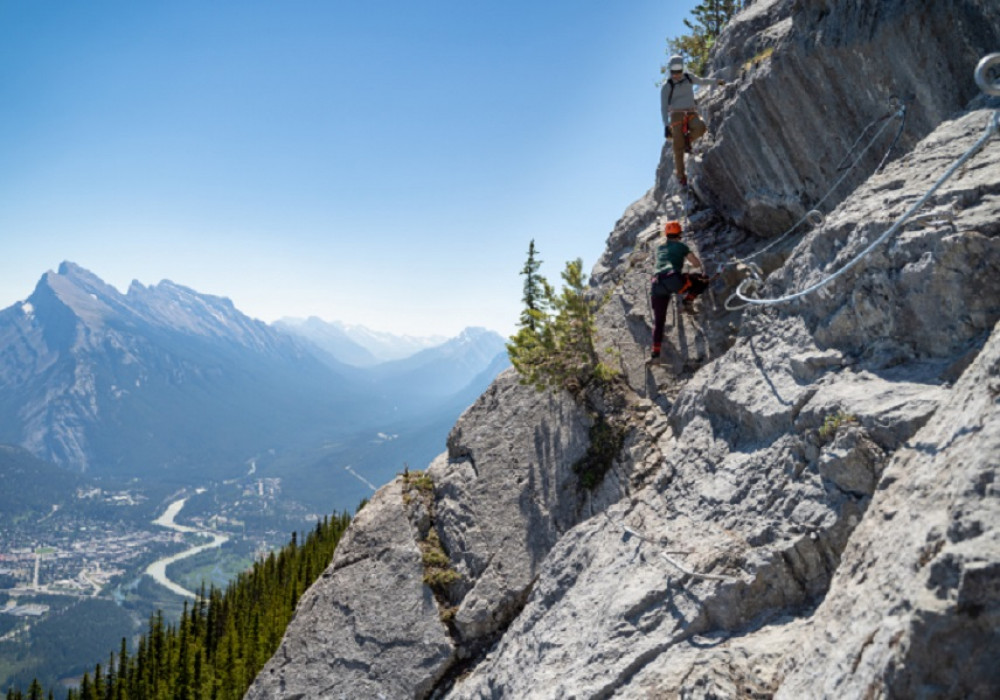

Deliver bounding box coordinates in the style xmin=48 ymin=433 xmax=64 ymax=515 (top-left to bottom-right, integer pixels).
xmin=664 ymin=220 xmax=683 ymax=237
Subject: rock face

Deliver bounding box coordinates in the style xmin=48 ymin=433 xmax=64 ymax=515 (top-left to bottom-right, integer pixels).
xmin=246 ymin=2 xmax=1000 ymax=698
xmin=247 ymin=479 xmax=455 ymax=700
xmin=696 ymin=0 xmax=1000 ymax=236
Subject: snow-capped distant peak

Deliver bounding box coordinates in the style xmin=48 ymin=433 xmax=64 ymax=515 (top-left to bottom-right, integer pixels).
xmin=277 ymin=317 xmax=450 ymax=363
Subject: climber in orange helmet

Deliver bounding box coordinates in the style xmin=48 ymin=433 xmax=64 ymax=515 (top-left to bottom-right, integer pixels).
xmin=647 ymin=220 xmax=709 ymax=365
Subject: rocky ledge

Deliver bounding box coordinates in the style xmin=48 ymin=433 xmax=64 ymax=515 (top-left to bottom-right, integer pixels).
xmin=246 ymin=1 xmax=1000 ymax=697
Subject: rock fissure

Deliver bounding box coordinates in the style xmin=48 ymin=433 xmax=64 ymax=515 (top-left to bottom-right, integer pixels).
xmin=589 ymin=633 xmax=698 ymax=700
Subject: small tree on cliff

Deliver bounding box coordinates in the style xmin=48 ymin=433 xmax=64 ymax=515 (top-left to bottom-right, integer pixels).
xmin=548 ymin=259 xmax=601 ymax=389
xmin=519 ymin=239 xmax=548 ymax=332
xmin=507 ymin=248 xmax=614 ymax=393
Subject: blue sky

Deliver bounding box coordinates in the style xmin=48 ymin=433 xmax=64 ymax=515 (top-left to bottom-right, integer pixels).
xmin=1 ymin=1 xmax=696 ymax=337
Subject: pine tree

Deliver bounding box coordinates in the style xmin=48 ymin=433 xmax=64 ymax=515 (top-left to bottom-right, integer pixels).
xmin=665 ymin=0 xmax=744 ymax=76
xmin=519 ymin=240 xmax=548 ymax=331
xmin=78 ymin=673 xmax=95 ymax=700
xmin=133 ymin=636 xmax=149 ymax=700
xmin=687 ymin=0 xmax=740 ymax=39
xmin=92 ymin=664 xmax=104 ymax=700
xmin=176 ymin=601 xmax=191 ymax=700
xmin=115 ymin=638 xmax=129 ymax=700
xmin=508 ymin=241 xmax=554 ymax=388
xmin=549 ymin=259 xmax=601 ymax=387
xmin=508 ymin=255 xmax=614 ymax=394
xmin=148 ymin=612 xmax=164 ymax=691
xmin=102 ymin=652 xmax=115 ymax=700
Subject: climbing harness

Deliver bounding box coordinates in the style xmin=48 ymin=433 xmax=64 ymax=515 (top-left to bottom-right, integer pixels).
xmin=670 ymin=111 xmax=698 ymax=140
xmin=602 ymin=510 xmax=738 ymax=582
xmin=727 ymin=56 xmax=1000 ymax=309
xmin=727 ymin=99 xmax=908 ymax=277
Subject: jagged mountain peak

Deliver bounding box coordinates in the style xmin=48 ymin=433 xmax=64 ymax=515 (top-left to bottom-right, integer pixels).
xmin=21 ymin=262 xmax=278 ymax=352
xmin=0 ymin=263 xmax=361 ymax=473
xmin=371 ymin=327 xmax=506 ymax=377
xmin=46 ymin=261 xmax=124 ymax=307
xmin=125 ymin=275 xmax=273 ymax=348
xmin=28 ymin=261 xmax=129 ymax=332
xmin=453 ymin=326 xmax=493 ymax=342
xmin=427 ymin=327 xmax=501 ymax=353
xmin=55 ymin=260 xmax=111 ymax=285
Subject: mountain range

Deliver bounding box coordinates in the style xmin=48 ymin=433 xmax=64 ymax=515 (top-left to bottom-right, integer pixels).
xmin=0 ymin=262 xmax=508 ymax=507
xmin=274 ymin=316 xmax=448 ymax=366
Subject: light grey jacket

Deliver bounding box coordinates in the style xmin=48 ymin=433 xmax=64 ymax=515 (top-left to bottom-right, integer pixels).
xmin=660 ymin=72 xmax=717 ymax=123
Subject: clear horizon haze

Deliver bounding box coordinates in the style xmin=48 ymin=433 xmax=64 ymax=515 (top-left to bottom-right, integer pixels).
xmin=1 ymin=0 xmax=699 ymax=337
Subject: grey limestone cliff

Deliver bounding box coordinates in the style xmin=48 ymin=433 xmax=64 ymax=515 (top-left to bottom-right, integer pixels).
xmin=246 ymin=1 xmax=1000 ymax=697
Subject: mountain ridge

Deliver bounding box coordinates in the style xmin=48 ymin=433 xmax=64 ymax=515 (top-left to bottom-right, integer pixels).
xmin=275 ymin=316 xmax=451 ymax=366
xmin=0 ymin=263 xmax=507 ymax=491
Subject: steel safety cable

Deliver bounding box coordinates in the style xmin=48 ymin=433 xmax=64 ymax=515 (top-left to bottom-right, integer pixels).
xmin=730 ymin=103 xmax=907 ymax=269
xmin=735 ymin=109 xmax=1000 ymax=307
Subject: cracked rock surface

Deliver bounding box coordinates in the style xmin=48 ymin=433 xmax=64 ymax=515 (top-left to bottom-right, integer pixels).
xmin=246 ymin=1 xmax=1000 ymax=697
xmin=244 ymin=480 xmax=454 ymax=700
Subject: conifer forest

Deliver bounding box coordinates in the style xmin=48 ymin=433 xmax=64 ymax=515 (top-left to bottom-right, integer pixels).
xmin=4 ymin=511 xmax=352 ymax=700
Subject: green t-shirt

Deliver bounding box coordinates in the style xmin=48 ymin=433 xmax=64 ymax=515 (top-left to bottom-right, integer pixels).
xmin=654 ymin=239 xmax=690 ymax=274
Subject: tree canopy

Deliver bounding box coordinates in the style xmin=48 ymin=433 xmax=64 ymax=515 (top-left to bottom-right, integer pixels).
xmin=507 ymin=246 xmax=616 ymax=395
xmin=6 ymin=511 xmax=352 ymax=700
xmin=664 ymin=0 xmax=746 ymax=77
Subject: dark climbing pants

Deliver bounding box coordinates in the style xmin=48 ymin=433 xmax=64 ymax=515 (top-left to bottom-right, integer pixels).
xmin=651 ymin=294 xmax=671 ymax=355
xmin=651 ymin=272 xmax=711 ymax=354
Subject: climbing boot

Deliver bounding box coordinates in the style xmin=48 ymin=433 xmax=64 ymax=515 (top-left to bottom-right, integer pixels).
xmin=647 ymin=352 xmax=662 ymax=366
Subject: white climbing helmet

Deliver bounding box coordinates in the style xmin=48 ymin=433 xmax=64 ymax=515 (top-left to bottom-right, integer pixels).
xmin=669 ymin=55 xmax=684 ymax=72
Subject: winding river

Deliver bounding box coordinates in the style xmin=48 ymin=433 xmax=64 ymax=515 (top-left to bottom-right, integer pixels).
xmin=144 ymin=495 xmax=229 ymax=599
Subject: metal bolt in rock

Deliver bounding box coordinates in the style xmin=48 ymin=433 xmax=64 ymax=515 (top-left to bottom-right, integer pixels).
xmin=976 ymin=53 xmax=1000 ymax=96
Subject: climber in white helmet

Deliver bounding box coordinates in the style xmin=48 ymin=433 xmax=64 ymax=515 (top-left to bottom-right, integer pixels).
xmin=660 ymin=54 xmax=725 ymax=187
